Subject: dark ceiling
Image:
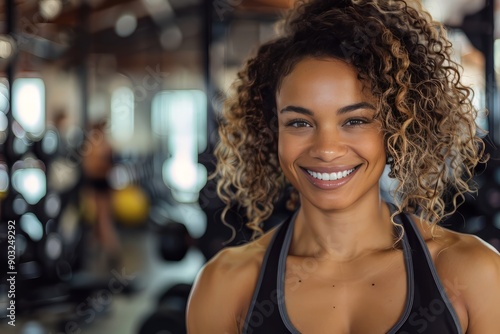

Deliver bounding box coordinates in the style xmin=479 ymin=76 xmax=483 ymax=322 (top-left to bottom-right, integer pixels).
xmin=0 ymin=0 xmax=291 ymax=71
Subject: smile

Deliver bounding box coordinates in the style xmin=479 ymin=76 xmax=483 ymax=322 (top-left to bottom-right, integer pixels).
xmin=306 ymin=168 xmax=356 ymax=181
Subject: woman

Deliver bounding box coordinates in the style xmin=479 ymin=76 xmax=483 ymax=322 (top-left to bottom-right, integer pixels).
xmin=82 ymin=120 xmax=121 ymax=267
xmin=187 ymin=0 xmax=500 ymax=333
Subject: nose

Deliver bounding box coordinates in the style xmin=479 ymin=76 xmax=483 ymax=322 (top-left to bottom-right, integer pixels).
xmin=309 ymin=127 xmax=347 ymax=161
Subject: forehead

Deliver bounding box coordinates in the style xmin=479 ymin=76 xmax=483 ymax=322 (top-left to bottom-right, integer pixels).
xmin=276 ymin=57 xmax=374 ymax=107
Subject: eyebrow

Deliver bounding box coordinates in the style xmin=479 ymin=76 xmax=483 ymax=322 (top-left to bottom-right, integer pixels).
xmin=280 ymin=102 xmax=376 ymax=115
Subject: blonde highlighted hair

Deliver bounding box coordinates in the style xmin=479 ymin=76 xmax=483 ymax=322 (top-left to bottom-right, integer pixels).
xmin=214 ymin=0 xmax=487 ymax=240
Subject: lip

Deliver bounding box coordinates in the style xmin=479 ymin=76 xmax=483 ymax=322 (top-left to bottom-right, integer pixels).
xmin=301 ymin=165 xmax=359 ymax=174
xmin=300 ymin=165 xmax=360 ymax=190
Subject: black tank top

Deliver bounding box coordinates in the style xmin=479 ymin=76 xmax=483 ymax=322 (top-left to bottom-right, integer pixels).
xmin=242 ymin=207 xmax=462 ymax=333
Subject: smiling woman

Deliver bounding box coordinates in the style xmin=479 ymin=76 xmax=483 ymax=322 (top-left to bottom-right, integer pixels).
xmin=276 ymin=58 xmax=386 ymax=213
xmin=187 ymin=1 xmax=500 ymax=333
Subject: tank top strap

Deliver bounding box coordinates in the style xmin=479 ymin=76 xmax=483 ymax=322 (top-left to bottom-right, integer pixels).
xmin=389 ymin=204 xmax=462 ymax=334
xmin=242 ymin=213 xmax=295 ymax=333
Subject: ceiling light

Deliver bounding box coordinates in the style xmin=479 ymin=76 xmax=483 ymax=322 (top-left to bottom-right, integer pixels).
xmin=40 ymin=0 xmax=63 ymax=20
xmin=115 ymin=13 xmax=138 ymax=38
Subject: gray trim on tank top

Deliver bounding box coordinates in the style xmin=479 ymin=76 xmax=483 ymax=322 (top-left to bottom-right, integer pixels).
xmin=242 ymin=209 xmax=461 ymax=334
xmin=404 ymin=215 xmax=463 ymax=334
xmin=277 ymin=212 xmax=415 ymax=334
xmin=387 ymin=211 xmax=415 ymax=333
xmin=242 ymin=216 xmax=292 ymax=334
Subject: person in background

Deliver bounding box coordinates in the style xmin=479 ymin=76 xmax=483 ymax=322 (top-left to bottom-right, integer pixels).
xmin=187 ymin=0 xmax=500 ymax=333
xmin=82 ymin=119 xmax=121 ymax=269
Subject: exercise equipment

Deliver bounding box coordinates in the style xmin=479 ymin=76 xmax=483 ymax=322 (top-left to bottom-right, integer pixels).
xmin=157 ymin=283 xmax=192 ymax=309
xmin=112 ymin=185 xmax=150 ymax=227
xmin=158 ymin=222 xmax=194 ymax=262
xmin=137 ymin=307 xmax=186 ymax=334
xmin=138 ymin=283 xmax=192 ymax=334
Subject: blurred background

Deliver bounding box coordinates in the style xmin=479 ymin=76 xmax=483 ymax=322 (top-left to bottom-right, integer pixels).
xmin=0 ymin=0 xmax=498 ymax=333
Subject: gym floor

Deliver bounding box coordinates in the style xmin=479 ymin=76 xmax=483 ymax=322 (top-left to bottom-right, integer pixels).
xmin=0 ymin=227 xmax=205 ymax=334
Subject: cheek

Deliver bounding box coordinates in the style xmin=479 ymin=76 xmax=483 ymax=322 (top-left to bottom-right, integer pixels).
xmin=358 ymin=128 xmax=385 ymax=151
xmin=278 ymin=134 xmax=298 ymax=171
xmin=368 ymin=136 xmax=385 ymax=153
xmin=365 ymin=135 xmax=386 ymax=164
xmin=277 ymin=142 xmax=301 ymax=188
xmin=277 ymin=134 xmax=289 ymax=167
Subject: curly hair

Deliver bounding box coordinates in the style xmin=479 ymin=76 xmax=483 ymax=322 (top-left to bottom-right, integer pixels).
xmin=214 ymin=0 xmax=486 ymax=240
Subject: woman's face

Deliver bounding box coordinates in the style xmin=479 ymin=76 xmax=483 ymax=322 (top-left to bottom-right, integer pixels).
xmin=276 ymin=57 xmax=386 ymax=212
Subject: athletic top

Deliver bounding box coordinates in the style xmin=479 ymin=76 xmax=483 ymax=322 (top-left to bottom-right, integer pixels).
xmin=242 ymin=206 xmax=462 ymax=333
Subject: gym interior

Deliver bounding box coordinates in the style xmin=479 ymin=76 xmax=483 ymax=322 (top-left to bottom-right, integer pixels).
xmin=0 ymin=0 xmax=499 ymax=333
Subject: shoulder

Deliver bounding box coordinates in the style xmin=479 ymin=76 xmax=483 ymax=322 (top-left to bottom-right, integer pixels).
xmin=186 ymin=226 xmax=278 ymax=333
xmin=412 ymin=216 xmax=500 ymax=333
xmin=432 ymin=228 xmax=500 ymax=293
xmin=408 ymin=215 xmax=500 ymax=280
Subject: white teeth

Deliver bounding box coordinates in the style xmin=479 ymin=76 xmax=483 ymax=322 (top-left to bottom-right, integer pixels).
xmin=307 ymin=168 xmax=356 ymax=181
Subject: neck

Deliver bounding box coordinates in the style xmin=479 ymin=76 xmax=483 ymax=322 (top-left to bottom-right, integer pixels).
xmin=289 ymin=198 xmax=395 ymax=261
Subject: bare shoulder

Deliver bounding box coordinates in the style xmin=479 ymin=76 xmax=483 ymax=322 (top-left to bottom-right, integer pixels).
xmin=409 ymin=215 xmax=499 ymax=275
xmin=186 ymin=227 xmax=278 ymax=333
xmin=433 ymin=227 xmax=500 ymax=290
xmin=412 ymin=215 xmax=500 ymax=333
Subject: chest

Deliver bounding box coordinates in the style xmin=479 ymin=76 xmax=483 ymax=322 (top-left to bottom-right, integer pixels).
xmin=283 ymin=252 xmax=408 ymax=334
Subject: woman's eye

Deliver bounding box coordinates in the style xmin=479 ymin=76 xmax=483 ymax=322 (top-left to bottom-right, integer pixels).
xmin=344 ymin=118 xmax=368 ymax=126
xmin=286 ymin=119 xmax=311 ymax=128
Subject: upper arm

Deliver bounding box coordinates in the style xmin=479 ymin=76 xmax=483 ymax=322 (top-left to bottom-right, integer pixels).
xmin=186 ymin=251 xmax=243 ymax=333
xmin=453 ymin=237 xmax=500 ymax=334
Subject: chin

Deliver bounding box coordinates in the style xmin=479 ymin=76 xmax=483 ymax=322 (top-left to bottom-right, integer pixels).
xmin=300 ymin=194 xmax=354 ymax=213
